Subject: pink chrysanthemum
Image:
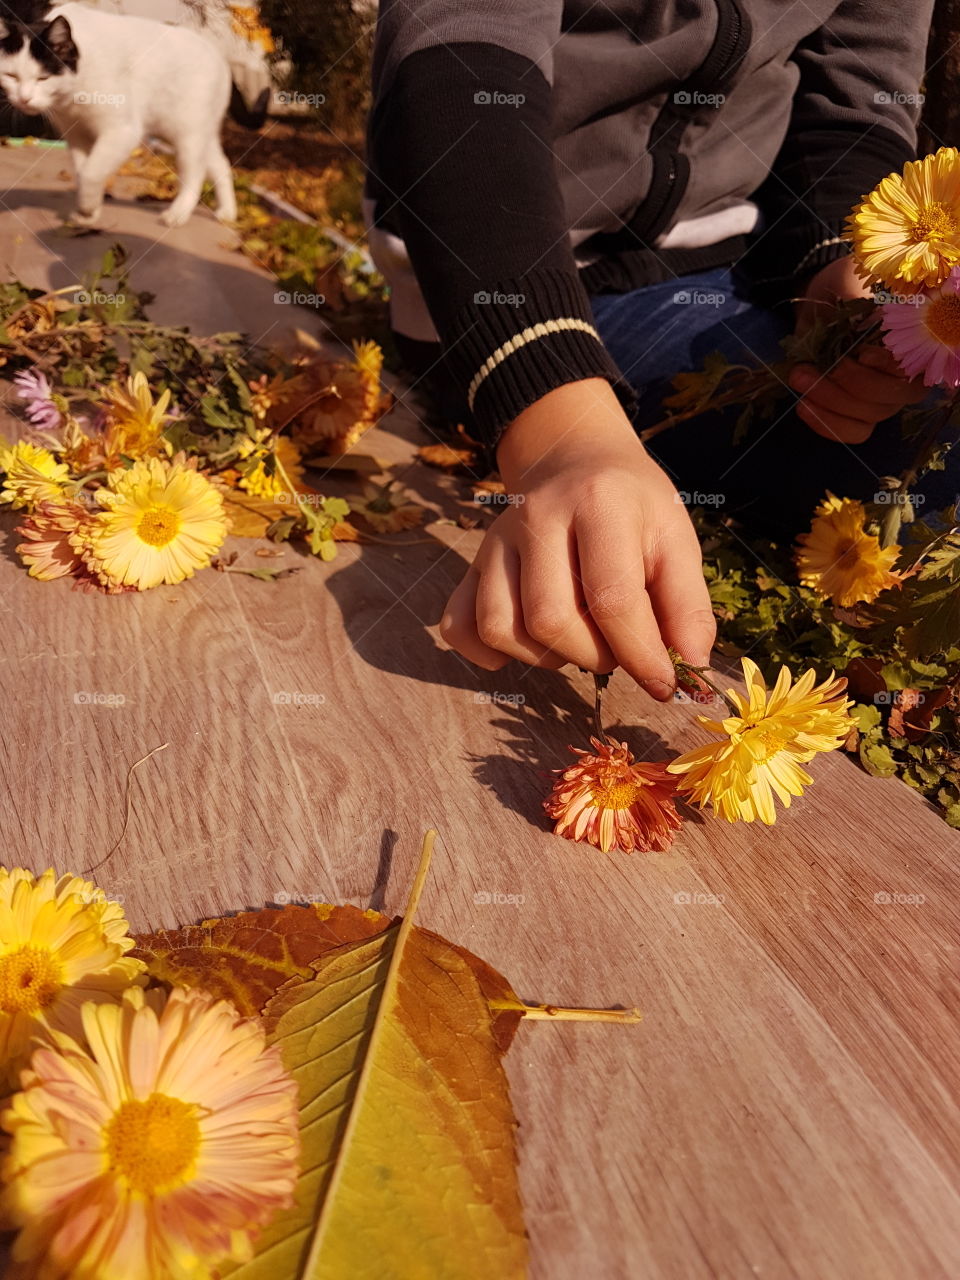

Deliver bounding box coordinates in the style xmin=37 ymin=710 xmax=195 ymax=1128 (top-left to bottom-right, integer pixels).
xmin=1 ymin=985 xmax=300 ymax=1280
xmin=881 ymin=266 xmax=960 ymax=387
xmin=544 ymin=736 xmax=682 ymax=853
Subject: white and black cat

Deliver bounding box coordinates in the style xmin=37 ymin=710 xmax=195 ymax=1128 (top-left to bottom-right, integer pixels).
xmin=0 ymin=3 xmax=237 ymax=227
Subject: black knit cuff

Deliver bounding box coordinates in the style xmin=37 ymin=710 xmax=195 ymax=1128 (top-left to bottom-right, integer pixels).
xmin=446 ymin=268 xmax=636 ymax=445
xmin=740 ymin=123 xmax=915 ymax=306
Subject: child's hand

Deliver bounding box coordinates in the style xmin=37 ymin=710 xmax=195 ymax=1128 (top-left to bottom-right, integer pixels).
xmin=438 ymin=378 xmax=715 ymax=698
xmin=789 ymin=255 xmax=926 ymax=443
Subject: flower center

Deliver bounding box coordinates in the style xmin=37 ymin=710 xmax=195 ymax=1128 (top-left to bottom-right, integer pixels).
xmin=912 ymin=202 xmax=957 ymax=243
xmin=136 ymin=506 xmax=180 ymax=547
xmin=592 ymin=780 xmax=642 ymax=810
xmin=835 ymin=538 xmax=860 ymax=566
xmin=925 ymin=293 xmax=960 ymax=347
xmin=743 ymin=723 xmax=792 ymax=763
xmin=0 ymin=945 xmax=63 ymax=1014
xmin=104 ymin=1094 xmax=201 ymax=1195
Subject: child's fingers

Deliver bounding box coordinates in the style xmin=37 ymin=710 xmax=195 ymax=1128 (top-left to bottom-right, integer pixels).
xmin=474 ymin=537 xmax=568 ymax=669
xmin=645 ymin=524 xmax=716 ymax=670
xmin=575 ymin=514 xmax=676 ymax=700
xmin=517 ymin=523 xmax=617 ymax=673
xmin=439 ymin=567 xmax=511 ymax=670
xmin=795 ymin=397 xmax=874 ymax=443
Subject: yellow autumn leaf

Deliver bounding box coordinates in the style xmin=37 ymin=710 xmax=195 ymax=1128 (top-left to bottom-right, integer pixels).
xmin=219 ymin=833 xmax=528 ymax=1280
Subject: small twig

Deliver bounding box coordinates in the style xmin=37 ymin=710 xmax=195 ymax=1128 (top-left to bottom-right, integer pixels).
xmin=81 ymin=743 xmax=169 ymax=876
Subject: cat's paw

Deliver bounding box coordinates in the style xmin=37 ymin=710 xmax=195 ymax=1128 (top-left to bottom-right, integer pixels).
xmin=72 ymin=207 xmax=102 ymax=227
xmin=214 ymin=202 xmax=237 ymax=225
xmin=159 ymin=204 xmax=193 ymax=228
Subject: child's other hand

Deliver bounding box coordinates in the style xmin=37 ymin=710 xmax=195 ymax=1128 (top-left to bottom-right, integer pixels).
xmin=789 ymin=255 xmax=926 ymax=443
xmin=438 ymin=379 xmax=715 ymax=698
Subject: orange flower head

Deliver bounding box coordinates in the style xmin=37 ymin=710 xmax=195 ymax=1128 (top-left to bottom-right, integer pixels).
xmin=544 ymin=737 xmax=681 ymax=854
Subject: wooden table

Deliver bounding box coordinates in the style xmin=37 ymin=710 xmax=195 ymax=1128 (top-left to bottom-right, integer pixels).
xmin=2 ymin=144 xmax=960 ymax=1280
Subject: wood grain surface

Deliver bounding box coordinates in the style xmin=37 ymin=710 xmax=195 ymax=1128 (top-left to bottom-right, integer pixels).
xmin=2 ymin=145 xmax=959 ymax=1280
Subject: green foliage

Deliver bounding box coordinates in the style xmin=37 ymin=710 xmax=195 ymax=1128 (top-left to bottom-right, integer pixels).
xmin=692 ymin=508 xmax=960 ymax=826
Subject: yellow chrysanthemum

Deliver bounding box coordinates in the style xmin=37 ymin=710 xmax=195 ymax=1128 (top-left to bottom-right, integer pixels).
xmin=291 ymin=341 xmax=386 ymax=453
xmin=667 ymin=658 xmax=853 ymax=825
xmin=1 ymin=985 xmax=299 ymax=1280
xmin=239 ymin=435 xmax=303 ymax=500
xmin=83 ymin=455 xmax=227 ymax=590
xmin=102 ymin=371 xmax=173 ymax=458
xmin=0 ymin=868 xmax=144 ymax=1092
xmin=795 ymin=493 xmax=901 ymax=607
xmin=0 ymin=442 xmax=70 ymax=509
xmin=847 ymin=147 xmax=960 ymax=289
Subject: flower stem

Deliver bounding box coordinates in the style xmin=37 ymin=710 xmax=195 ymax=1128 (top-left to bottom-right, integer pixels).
xmin=669 ymin=650 xmax=738 ymax=716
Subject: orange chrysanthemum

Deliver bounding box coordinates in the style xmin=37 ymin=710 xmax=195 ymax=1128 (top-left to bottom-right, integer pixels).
xmin=544 ymin=737 xmax=682 ymax=853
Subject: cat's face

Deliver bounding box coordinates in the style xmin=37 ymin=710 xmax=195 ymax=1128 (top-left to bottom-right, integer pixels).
xmin=0 ymin=15 xmax=78 ymax=115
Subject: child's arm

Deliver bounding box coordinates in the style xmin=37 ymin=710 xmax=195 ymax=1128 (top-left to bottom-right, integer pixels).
xmin=371 ymin=2 xmax=712 ymax=690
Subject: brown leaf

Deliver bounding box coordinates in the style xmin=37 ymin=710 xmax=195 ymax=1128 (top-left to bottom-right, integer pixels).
xmin=133 ymin=904 xmax=524 ymax=1050
xmin=417 ymin=443 xmax=477 ymax=470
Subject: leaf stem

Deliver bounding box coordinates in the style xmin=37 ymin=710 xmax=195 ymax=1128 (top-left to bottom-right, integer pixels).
xmin=491 ymin=1000 xmax=642 ymax=1024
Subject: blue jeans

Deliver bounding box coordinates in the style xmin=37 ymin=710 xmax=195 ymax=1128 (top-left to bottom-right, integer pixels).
xmin=591 ymin=267 xmax=960 ymax=537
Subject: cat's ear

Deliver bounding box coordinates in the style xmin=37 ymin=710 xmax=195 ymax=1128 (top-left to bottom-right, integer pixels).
xmin=42 ymin=14 xmax=78 ymax=71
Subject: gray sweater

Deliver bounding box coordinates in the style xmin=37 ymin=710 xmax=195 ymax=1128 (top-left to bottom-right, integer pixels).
xmin=365 ymin=0 xmax=933 ymax=444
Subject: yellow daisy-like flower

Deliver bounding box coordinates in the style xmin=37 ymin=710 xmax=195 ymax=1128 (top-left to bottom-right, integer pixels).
xmin=83 ymin=455 xmax=228 ymax=590
xmin=102 ymin=371 xmax=173 ymax=458
xmin=0 ymin=868 xmax=144 ymax=1093
xmin=795 ymin=493 xmax=901 ymax=607
xmin=847 ymin=147 xmax=960 ymax=289
xmin=667 ymin=659 xmax=853 ymax=825
xmin=239 ymin=435 xmax=304 ymax=500
xmin=0 ymin=442 xmax=70 ymax=509
xmin=347 ymin=480 xmax=425 ymax=533
xmin=1 ymin=985 xmax=300 ymax=1280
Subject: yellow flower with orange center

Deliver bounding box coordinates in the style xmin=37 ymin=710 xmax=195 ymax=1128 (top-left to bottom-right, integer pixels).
xmin=668 ymin=659 xmax=853 ymax=824
xmin=1 ymin=985 xmax=299 ymax=1280
xmin=544 ymin=737 xmax=682 ymax=853
xmin=795 ymin=494 xmax=900 ymax=607
xmin=82 ymin=455 xmax=227 ymax=590
xmin=847 ymin=147 xmax=960 ymax=289
xmin=0 ymin=868 xmax=145 ymax=1093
